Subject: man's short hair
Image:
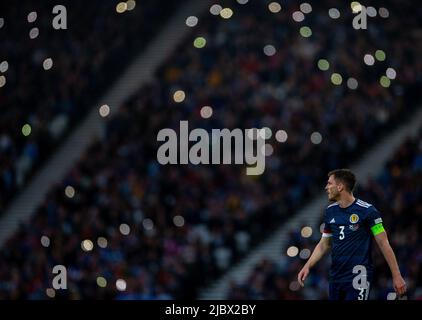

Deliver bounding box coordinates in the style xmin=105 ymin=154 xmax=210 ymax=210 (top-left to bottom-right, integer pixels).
xmin=328 ymin=169 xmax=356 ymax=193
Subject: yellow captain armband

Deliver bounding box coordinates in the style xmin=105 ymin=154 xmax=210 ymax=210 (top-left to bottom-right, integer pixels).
xmin=371 ymin=223 xmax=385 ymax=236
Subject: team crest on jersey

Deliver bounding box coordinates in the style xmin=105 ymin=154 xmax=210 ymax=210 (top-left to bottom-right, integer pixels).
xmin=349 ymin=214 xmax=359 ymax=224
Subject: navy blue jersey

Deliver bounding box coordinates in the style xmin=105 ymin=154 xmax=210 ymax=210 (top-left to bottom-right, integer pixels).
xmin=322 ymin=198 xmax=383 ymax=283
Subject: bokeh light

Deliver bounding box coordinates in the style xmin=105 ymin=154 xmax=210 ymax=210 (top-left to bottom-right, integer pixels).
xmin=210 ymin=4 xmax=223 ymax=16
xmin=263 ymin=45 xmax=276 ymax=57
xmin=116 ymin=2 xmax=127 ymax=13
xmin=99 ymin=104 xmax=110 ymax=117
xmin=292 ymin=11 xmax=305 ymax=22
xmin=386 ymin=67 xmax=397 ymax=80
xmin=173 ymin=90 xmax=186 ymax=103
xmin=328 ymin=8 xmax=340 ymax=19
xmin=22 ymin=124 xmax=32 ymax=136
xmin=300 ymin=3 xmax=312 ymax=14
xmin=375 ymin=50 xmax=386 ymax=61
xmin=200 ymin=106 xmax=213 ymax=119
xmin=380 ymin=76 xmax=391 ymax=88
xmin=311 ymin=132 xmax=323 ymax=144
xmin=193 ymin=37 xmax=206 ymax=49
xmin=173 ymin=215 xmax=185 ymax=227
xmin=186 ymin=16 xmax=198 ymax=27
xmin=41 ymin=236 xmax=50 ymax=248
xmin=299 ymin=26 xmax=312 ymax=38
xmin=364 ymin=54 xmax=375 ymax=66
xmin=287 ymin=246 xmax=299 ymax=257
xmin=97 ymin=237 xmax=108 ymax=248
xmin=347 ymin=77 xmax=359 ymax=90
xmin=268 ymin=2 xmax=281 ymax=13
xmin=317 ymin=59 xmax=330 ymax=71
xmin=330 ymin=73 xmax=343 ymax=85
xmin=220 ymin=8 xmax=233 ymax=19
xmin=275 ymin=130 xmax=288 ymax=143
xmin=65 ymin=185 xmax=75 ymax=198
xmin=81 ymin=239 xmax=94 ymax=252
xmin=97 ymin=277 xmax=107 ymax=288
xmin=119 ymin=223 xmax=130 ymax=235
xmin=301 ymin=226 xmax=313 ymax=238
xmin=116 ymin=279 xmax=127 ymax=291
xmin=43 ymin=58 xmax=53 ymax=71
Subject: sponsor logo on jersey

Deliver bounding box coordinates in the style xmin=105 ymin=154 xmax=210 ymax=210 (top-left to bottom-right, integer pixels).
xmin=350 ymin=214 xmax=359 ymax=224
xmin=349 ymin=224 xmax=360 ymax=231
xmin=330 ymin=218 xmax=336 ymax=223
xmin=374 ymin=218 xmax=383 ymax=224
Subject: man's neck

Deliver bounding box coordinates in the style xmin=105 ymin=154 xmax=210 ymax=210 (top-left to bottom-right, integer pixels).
xmin=337 ymin=194 xmax=356 ymax=209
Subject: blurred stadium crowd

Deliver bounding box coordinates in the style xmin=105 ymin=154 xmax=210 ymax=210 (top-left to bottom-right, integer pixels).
xmin=0 ymin=0 xmax=420 ymax=299
xmin=0 ymin=0 xmax=178 ymax=212
xmin=227 ymin=130 xmax=422 ymax=299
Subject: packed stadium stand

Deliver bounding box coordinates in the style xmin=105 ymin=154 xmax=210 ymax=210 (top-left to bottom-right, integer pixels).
xmin=0 ymin=0 xmax=420 ymax=300
xmin=0 ymin=0 xmax=178 ymax=212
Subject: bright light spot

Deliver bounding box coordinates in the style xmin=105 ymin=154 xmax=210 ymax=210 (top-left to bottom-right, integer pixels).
xmin=268 ymin=2 xmax=281 ymax=13
xmin=27 ymin=11 xmax=37 ymax=23
xmin=259 ymin=127 xmax=272 ymax=139
xmin=220 ymin=8 xmax=233 ymax=19
xmin=328 ymin=8 xmax=340 ymax=19
xmin=275 ymin=130 xmax=288 ymax=143
xmin=292 ymin=11 xmax=305 ymax=22
xmin=65 ymin=185 xmax=75 ymax=198
xmin=97 ymin=277 xmax=107 ymax=288
xmin=301 ymin=226 xmax=313 ymax=238
xmin=236 ymin=0 xmax=249 ymax=4
xmin=97 ymin=237 xmax=108 ymax=248
xmin=0 ymin=61 xmax=9 ymax=73
xmin=29 ymin=27 xmax=39 ymax=39
xmin=263 ymin=45 xmax=276 ymax=57
xmin=380 ymin=76 xmax=391 ymax=88
xmin=317 ymin=59 xmax=330 ymax=71
xmin=367 ymin=6 xmax=377 ymax=17
xmin=0 ymin=75 xmax=5 ymax=88
xmin=379 ymin=7 xmax=389 ymax=18
xmin=289 ymin=281 xmax=301 ymax=291
xmin=287 ymin=246 xmax=299 ymax=257
xmin=300 ymin=3 xmax=312 ymax=14
xmin=0 ymin=18 xmax=4 ymax=29
xmin=119 ymin=223 xmax=130 ymax=236
xmin=81 ymin=240 xmax=94 ymax=252
xmin=386 ymin=68 xmax=397 ymax=80
xmin=186 ymin=16 xmax=198 ymax=27
xmin=299 ymin=26 xmax=312 ymax=38
xmin=311 ymin=132 xmax=323 ymax=144
xmin=99 ymin=104 xmax=110 ymax=117
xmin=173 ymin=215 xmax=185 ymax=227
xmin=126 ymin=0 xmax=136 ymax=11
xmin=210 ymin=4 xmax=223 ymax=16
xmin=46 ymin=288 xmax=56 ymax=298
xmin=22 ymin=124 xmax=32 ymax=137
xmin=330 ymin=73 xmax=343 ymax=85
xmin=387 ymin=292 xmax=397 ymax=300
xmin=261 ymin=144 xmax=274 ymax=157
xmin=116 ymin=2 xmax=127 ymax=13
xmin=143 ymin=218 xmax=154 ymax=231
xmin=193 ymin=36 xmax=207 ymax=49
xmin=351 ymin=2 xmax=362 ymax=13
xmin=364 ymin=54 xmax=375 ymax=66
xmin=43 ymin=58 xmax=53 ymax=71
xmin=300 ymin=248 xmax=311 ymax=259
xmin=200 ymin=106 xmax=213 ymax=119
xmin=41 ymin=236 xmax=50 ymax=248
xmin=347 ymin=78 xmax=359 ymax=90
xmin=116 ymin=279 xmax=127 ymax=291
xmin=375 ymin=50 xmax=386 ymax=62
xmin=173 ymin=90 xmax=186 ymax=103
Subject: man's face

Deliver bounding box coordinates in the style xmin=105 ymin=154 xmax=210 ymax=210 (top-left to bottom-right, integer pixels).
xmin=325 ymin=175 xmax=341 ymax=201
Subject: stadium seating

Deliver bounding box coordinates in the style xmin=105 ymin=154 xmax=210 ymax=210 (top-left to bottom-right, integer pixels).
xmin=0 ymin=0 xmax=178 ymax=212
xmin=0 ymin=0 xmax=420 ymax=299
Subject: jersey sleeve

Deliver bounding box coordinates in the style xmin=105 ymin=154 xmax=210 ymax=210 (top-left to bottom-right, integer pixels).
xmin=322 ymin=210 xmax=332 ymax=238
xmin=367 ymin=206 xmax=385 ymax=236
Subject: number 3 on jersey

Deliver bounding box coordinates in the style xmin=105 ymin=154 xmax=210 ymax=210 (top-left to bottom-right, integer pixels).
xmin=339 ymin=226 xmax=345 ymax=240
